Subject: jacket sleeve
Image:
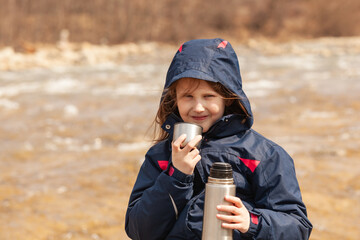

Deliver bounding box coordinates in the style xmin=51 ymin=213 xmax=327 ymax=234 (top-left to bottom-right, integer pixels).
xmin=125 ymin=148 xmax=194 ymax=240
xmin=246 ymin=145 xmax=312 ymax=240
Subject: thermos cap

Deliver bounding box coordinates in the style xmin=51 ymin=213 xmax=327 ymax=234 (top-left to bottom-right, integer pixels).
xmin=209 ymin=162 xmax=233 ymax=179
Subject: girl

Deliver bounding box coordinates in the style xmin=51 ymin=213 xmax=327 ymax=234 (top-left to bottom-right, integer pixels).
xmin=125 ymin=38 xmax=312 ymax=239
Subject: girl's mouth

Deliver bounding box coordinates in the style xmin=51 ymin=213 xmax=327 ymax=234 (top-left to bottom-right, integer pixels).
xmin=192 ymin=116 xmax=208 ymax=121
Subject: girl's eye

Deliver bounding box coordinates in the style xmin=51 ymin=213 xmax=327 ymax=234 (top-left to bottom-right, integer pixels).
xmin=204 ymin=94 xmax=215 ymax=98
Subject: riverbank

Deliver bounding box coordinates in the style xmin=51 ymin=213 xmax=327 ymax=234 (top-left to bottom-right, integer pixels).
xmin=0 ymin=37 xmax=359 ymax=239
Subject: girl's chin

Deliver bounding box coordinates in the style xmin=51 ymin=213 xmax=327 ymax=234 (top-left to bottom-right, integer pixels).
xmin=199 ymin=125 xmax=209 ymax=133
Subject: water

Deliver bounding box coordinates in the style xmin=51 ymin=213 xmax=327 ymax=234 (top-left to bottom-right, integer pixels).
xmin=0 ymin=38 xmax=359 ymax=239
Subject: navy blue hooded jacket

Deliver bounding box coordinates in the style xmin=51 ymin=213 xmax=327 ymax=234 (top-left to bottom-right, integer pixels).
xmin=125 ymin=38 xmax=312 ymax=239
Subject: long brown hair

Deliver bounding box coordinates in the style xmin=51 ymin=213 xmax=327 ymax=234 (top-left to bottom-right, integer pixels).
xmin=152 ymin=78 xmax=249 ymax=143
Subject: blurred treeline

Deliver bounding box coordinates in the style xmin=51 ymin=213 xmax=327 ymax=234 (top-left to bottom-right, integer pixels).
xmin=1 ymin=0 xmax=360 ymax=49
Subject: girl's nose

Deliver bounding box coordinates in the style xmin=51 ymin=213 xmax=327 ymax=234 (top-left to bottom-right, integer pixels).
xmin=194 ymin=101 xmax=205 ymax=112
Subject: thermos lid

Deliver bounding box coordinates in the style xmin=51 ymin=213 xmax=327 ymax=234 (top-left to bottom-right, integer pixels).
xmin=209 ymin=162 xmax=233 ymax=179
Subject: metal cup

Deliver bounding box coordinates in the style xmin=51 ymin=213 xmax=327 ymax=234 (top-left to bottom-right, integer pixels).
xmin=173 ymin=122 xmax=203 ymax=148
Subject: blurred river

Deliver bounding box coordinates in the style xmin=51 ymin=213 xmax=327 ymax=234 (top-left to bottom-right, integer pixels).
xmin=0 ymin=38 xmax=359 ymax=239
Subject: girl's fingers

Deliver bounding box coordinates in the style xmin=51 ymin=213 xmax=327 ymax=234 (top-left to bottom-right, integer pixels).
xmin=217 ymin=213 xmax=250 ymax=233
xmin=217 ymin=196 xmax=250 ymax=233
xmin=188 ymin=148 xmax=200 ymax=157
xmin=185 ymin=135 xmax=202 ymax=149
xmin=173 ymin=134 xmax=187 ymax=149
xmin=217 ymin=205 xmax=241 ymax=215
xmin=192 ymin=154 xmax=202 ymax=165
xmin=224 ymin=195 xmax=244 ymax=208
xmin=216 ymin=213 xmax=240 ymax=223
xmin=171 ymin=134 xmax=201 ymax=174
xmin=221 ymin=222 xmax=242 ymax=230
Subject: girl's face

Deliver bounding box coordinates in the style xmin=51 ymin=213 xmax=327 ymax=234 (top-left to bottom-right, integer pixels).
xmin=176 ymin=78 xmax=226 ymax=132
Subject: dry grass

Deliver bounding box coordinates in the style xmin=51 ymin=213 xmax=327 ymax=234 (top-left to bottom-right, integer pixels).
xmin=1 ymin=0 xmax=360 ymax=50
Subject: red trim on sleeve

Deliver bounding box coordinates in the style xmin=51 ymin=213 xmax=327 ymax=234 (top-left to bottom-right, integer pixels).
xmin=178 ymin=44 xmax=183 ymax=53
xmin=217 ymin=40 xmax=228 ymax=49
xmin=169 ymin=166 xmax=175 ymax=176
xmin=157 ymin=160 xmax=169 ymax=170
xmin=250 ymin=213 xmax=259 ymax=225
xmin=238 ymin=157 xmax=260 ymax=173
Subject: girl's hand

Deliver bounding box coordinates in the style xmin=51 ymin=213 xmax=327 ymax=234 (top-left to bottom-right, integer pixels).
xmin=216 ymin=195 xmax=250 ymax=233
xmin=172 ymin=134 xmax=202 ymax=175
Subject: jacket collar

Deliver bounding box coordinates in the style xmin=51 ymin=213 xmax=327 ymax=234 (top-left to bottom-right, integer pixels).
xmin=161 ymin=113 xmax=183 ymax=136
xmin=204 ymin=114 xmax=250 ymax=138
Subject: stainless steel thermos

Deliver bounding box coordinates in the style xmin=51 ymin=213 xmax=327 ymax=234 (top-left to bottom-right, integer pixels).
xmin=202 ymin=162 xmax=236 ymax=240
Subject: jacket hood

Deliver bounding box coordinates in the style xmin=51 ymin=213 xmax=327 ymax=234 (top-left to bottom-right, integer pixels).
xmin=163 ymin=38 xmax=253 ymax=133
